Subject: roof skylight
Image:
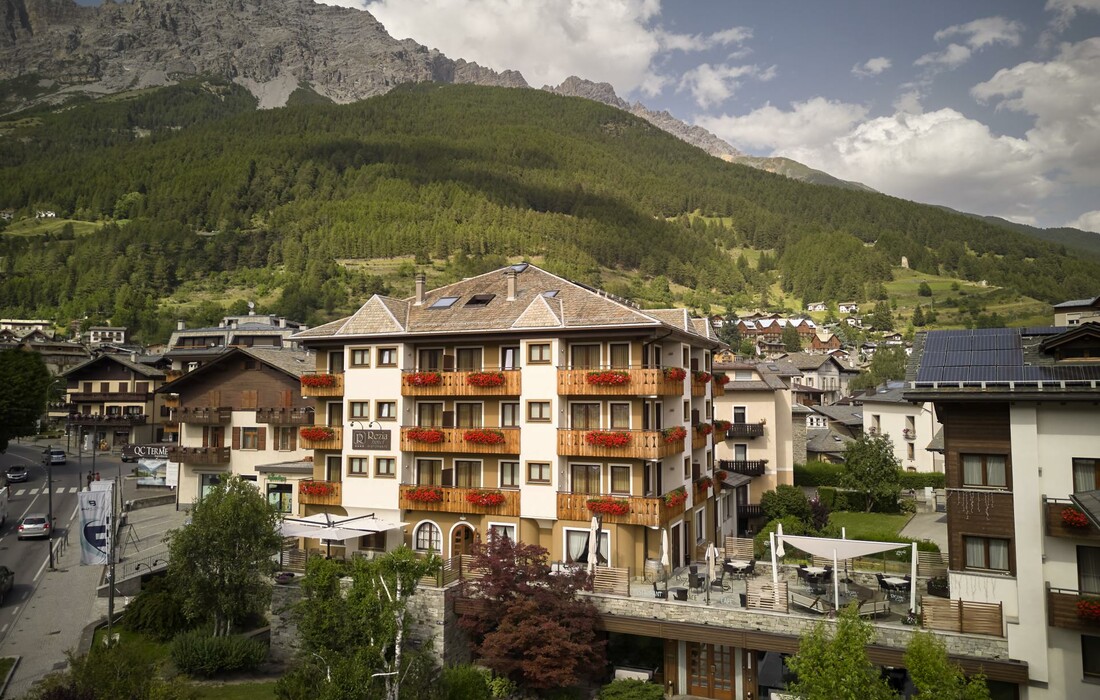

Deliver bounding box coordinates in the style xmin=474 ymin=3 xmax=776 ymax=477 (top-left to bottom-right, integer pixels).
xmin=428 ymin=296 xmax=460 ymax=309
xmin=465 ymin=294 xmax=495 ymax=307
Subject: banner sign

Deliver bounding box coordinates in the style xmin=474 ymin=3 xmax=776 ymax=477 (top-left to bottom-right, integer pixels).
xmin=165 ymin=461 xmax=179 ymax=488
xmin=136 ymin=458 xmax=168 ymax=486
xmin=352 ymin=428 xmax=391 ymax=451
xmin=122 ymin=443 xmax=172 ymax=461
xmin=78 ymin=491 xmax=110 ymax=565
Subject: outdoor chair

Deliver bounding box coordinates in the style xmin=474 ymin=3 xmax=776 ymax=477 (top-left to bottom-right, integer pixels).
xmin=689 ymin=572 xmax=706 ymax=594
xmin=653 ymin=581 xmax=668 ymax=599
xmin=710 ymin=570 xmax=730 ymax=592
xmin=743 ymin=560 xmax=756 ymax=578
xmin=672 ymin=587 xmax=688 ymax=601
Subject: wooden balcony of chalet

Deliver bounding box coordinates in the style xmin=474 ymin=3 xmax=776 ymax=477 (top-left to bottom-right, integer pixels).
xmin=724 ymin=422 xmax=765 ymax=440
xmin=556 ymin=492 xmax=685 ymax=527
xmin=163 ymin=395 xmax=180 ymax=408
xmin=718 ymin=459 xmax=768 ymax=477
xmin=299 ymin=426 xmax=343 ymax=450
xmin=1044 ymin=497 xmax=1100 ymax=541
xmin=298 ymin=480 xmax=342 ymax=507
xmin=67 ymin=413 xmax=148 ymax=426
xmin=399 ymin=485 xmax=520 ymax=516
xmin=557 ymin=368 xmax=684 ymax=397
xmin=400 ymin=426 xmax=520 ymax=454
xmin=166 ymin=446 xmax=230 ymax=466
xmin=256 ymin=407 xmax=315 ymax=426
xmin=557 ymin=429 xmax=684 ymax=460
xmin=401 ymin=370 xmax=521 ymax=397
xmin=300 ymin=372 xmax=344 ymax=398
xmin=70 ymin=391 xmax=149 ymax=403
xmin=178 ymin=406 xmax=232 ymax=425
xmin=1047 ymin=585 xmax=1100 ymax=631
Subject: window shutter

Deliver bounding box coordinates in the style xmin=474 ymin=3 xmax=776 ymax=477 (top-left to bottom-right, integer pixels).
xmin=210 ymin=390 xmax=221 ymax=408
xmin=443 ymin=354 xmax=455 ymax=371
xmin=258 ymin=427 xmax=267 ymax=450
xmin=690 ymin=358 xmax=699 ymax=371
xmin=442 ymin=468 xmax=454 ymax=487
xmin=290 ymin=428 xmax=297 ymax=451
xmin=691 ymin=408 xmax=700 ymax=424
xmin=442 ymin=411 xmax=455 ymax=428
xmin=242 ymin=390 xmax=258 ymax=409
xmin=232 ymin=428 xmax=241 ymax=450
xmin=203 ymin=427 xmax=210 ymax=448
xmin=281 ymin=389 xmax=292 ymax=408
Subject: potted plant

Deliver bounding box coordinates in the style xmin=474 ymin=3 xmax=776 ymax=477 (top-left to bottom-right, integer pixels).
xmin=661 ymin=426 xmax=687 ymax=443
xmin=712 ymin=419 xmax=732 ymax=433
xmin=466 ymin=371 xmax=506 ymax=387
xmin=405 ymin=371 xmax=443 ymax=387
xmin=463 ymin=428 xmax=507 ymax=445
xmin=586 ymin=497 xmax=630 ymax=516
xmin=696 ymin=476 xmax=713 ymax=491
xmin=692 ymin=370 xmax=712 ymax=384
xmin=586 ymin=370 xmax=631 ymax=386
xmin=694 ymin=422 xmax=714 ymax=436
xmin=1077 ymin=596 xmax=1100 ymax=622
xmin=407 ymin=427 xmax=446 ymax=444
xmin=714 ymin=470 xmax=728 ymax=483
xmin=300 ymin=373 xmax=336 ymax=388
xmin=663 ymin=487 xmax=688 ymax=508
xmin=274 ymin=572 xmax=296 ymax=585
xmin=406 ymin=486 xmax=444 ymax=503
xmin=1063 ymin=507 xmax=1091 ymax=529
xmin=299 ymin=426 xmax=336 ymax=442
xmin=584 ymin=431 xmax=632 ymax=448
xmin=298 ymin=481 xmax=335 ymax=497
xmin=712 ymin=372 xmax=729 ymax=385
xmin=662 ymin=367 xmax=687 ymax=381
xmin=466 ymin=490 xmax=507 ymax=507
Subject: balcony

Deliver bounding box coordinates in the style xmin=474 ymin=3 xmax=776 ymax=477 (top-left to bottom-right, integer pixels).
xmin=399 ymin=485 xmax=520 ymax=516
xmin=556 ymin=492 xmax=685 ymax=527
xmin=1044 ymin=497 xmax=1100 ymax=541
xmin=902 ymin=429 xmax=916 ymax=441
xmin=298 ymin=480 xmax=342 ymax=507
xmin=691 ymin=427 xmax=711 ymax=450
xmin=166 ymin=446 xmax=230 ymax=465
xmin=401 ymin=370 xmax=521 ymax=397
xmin=300 ymin=372 xmax=344 ymax=398
xmin=165 ymin=369 xmax=183 ymax=382
xmin=557 ymin=429 xmax=685 ymax=460
xmin=299 ymin=426 xmax=343 ymax=450
xmin=718 ymin=459 xmax=768 ymax=477
xmin=400 ymin=427 xmax=520 ymax=454
xmin=556 ymin=368 xmax=684 ymax=397
xmin=179 ymin=406 xmax=232 ymax=425
xmin=1048 ymin=586 xmax=1100 ymax=631
xmin=737 ymin=503 xmax=764 ymax=519
xmin=70 ymin=392 xmax=148 ymax=403
xmin=68 ymin=413 xmax=148 ymax=426
xmin=163 ymin=395 xmax=180 ymax=408
xmin=256 ymin=407 xmax=314 ymax=426
xmin=724 ymin=422 xmax=765 ymax=440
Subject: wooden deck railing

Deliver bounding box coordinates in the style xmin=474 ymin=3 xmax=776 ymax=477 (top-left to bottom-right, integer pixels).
xmin=1048 ymin=586 xmax=1100 ymax=631
xmin=166 ymin=446 xmax=230 ymax=465
xmin=1044 ymin=497 xmax=1100 ymax=540
xmin=178 ymin=406 xmax=232 ymax=425
xmin=399 ymin=485 xmax=520 ymax=516
xmin=718 ymin=459 xmax=768 ymax=477
xmin=922 ymin=597 xmax=1004 ymax=637
xmin=557 ymin=429 xmax=684 ymax=459
xmin=256 ymin=407 xmax=315 ymax=425
xmin=724 ymin=423 xmax=765 ymax=439
xmin=400 ymin=427 xmax=520 ymax=454
xmin=298 ymin=480 xmax=342 ymax=507
xmin=593 ymin=566 xmax=630 ymax=596
xmin=557 ymin=368 xmax=684 ymax=396
xmin=401 ymin=370 xmax=521 ymax=396
xmin=300 ymin=372 xmax=344 ymax=397
xmin=299 ymin=426 xmax=343 ymax=450
xmin=556 ymin=492 xmax=685 ymax=527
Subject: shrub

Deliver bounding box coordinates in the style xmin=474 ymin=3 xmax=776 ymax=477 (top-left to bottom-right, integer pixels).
xmin=817 ymin=486 xmax=837 ymax=509
xmin=486 ymin=674 xmax=518 ymax=699
xmin=760 ymin=485 xmax=810 ymax=524
xmin=441 ymin=664 xmax=490 ymax=700
xmin=899 ymin=499 xmax=917 ymax=514
xmin=170 ymin=630 xmax=267 ymax=677
xmin=808 ymin=497 xmax=830 ymax=532
xmin=794 ymin=461 xmax=845 ymax=487
xmin=121 ymin=576 xmax=192 ymax=641
xmin=754 ymin=517 xmax=806 ymax=558
xmin=898 ymin=472 xmax=945 ymax=490
xmin=598 ymin=678 xmax=665 ymax=699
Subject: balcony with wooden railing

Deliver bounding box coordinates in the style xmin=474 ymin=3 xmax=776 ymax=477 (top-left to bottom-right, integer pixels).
xmin=718 ymin=459 xmax=768 ymax=477
xmin=1048 ymin=586 xmax=1100 ymax=631
xmin=298 ymin=480 xmax=342 ymax=507
xmin=556 ymin=368 xmax=684 ymax=397
xmin=399 ymin=485 xmax=520 ymax=516
xmin=400 ymin=427 xmax=520 ymax=454
xmin=256 ymin=407 xmax=315 ymax=426
xmin=166 ymin=446 xmax=230 ymax=465
xmin=691 ymin=425 xmax=712 ymax=450
xmin=179 ymin=406 xmax=233 ymax=425
xmin=300 ymin=372 xmax=344 ymax=398
xmin=557 ymin=429 xmax=685 ymax=460
xmin=68 ymin=413 xmax=148 ymax=426
xmin=299 ymin=426 xmax=343 ymax=450
xmin=1044 ymin=497 xmax=1100 ymax=541
xmin=556 ymin=491 xmax=685 ymax=527
xmin=724 ymin=422 xmax=765 ymax=440
xmin=70 ymin=391 xmax=149 ymax=403
xmin=401 ymin=370 xmax=521 ymax=397
xmin=165 ymin=369 xmax=184 ymax=383
xmin=163 ymin=395 xmax=180 ymax=408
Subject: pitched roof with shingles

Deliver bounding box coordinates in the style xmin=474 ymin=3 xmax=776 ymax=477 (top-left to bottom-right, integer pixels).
xmin=811 ymin=404 xmax=864 ymax=426
xmin=806 ymin=428 xmax=854 ymax=456
xmin=63 ymin=353 xmax=165 ymax=378
xmin=295 ymin=265 xmax=718 ymax=345
xmin=157 ymin=347 xmax=314 ymax=392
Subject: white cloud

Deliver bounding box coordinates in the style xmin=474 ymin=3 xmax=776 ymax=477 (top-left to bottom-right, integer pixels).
xmin=851 ymin=57 xmax=892 ymax=78
xmin=933 ymin=16 xmax=1024 ymax=49
xmin=696 ymin=97 xmax=868 ymax=152
xmin=677 ymin=63 xmax=775 ymax=108
xmin=1045 ymin=0 xmax=1100 ymax=31
xmin=893 ymin=89 xmax=924 ymax=114
xmin=915 ymin=43 xmax=972 ymax=69
xmin=1067 ymin=210 xmax=1100 ymax=232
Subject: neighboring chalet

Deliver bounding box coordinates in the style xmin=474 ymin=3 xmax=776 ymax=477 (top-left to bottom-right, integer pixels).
xmin=773 ymin=352 xmax=858 ymax=405
xmin=164 ymin=313 xmax=307 ymax=378
xmin=809 ymin=330 xmax=840 ymax=353
xmin=1053 ymin=295 xmax=1100 ymax=327
xmin=60 ymin=354 xmax=167 ymax=449
xmin=859 ymin=382 xmax=940 ymax=473
xmin=736 ymin=317 xmax=817 ymax=344
xmin=838 ymin=302 xmax=860 ymax=314
xmin=805 ymin=302 xmax=827 ymax=313
xmin=85 ymin=326 xmax=128 ymax=346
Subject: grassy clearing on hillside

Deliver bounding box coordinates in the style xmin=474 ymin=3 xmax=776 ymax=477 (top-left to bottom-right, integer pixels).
xmin=1 ymin=217 xmax=103 ymax=237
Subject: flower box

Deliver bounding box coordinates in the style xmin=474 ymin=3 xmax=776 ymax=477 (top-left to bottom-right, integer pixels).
xmin=586 ymin=497 xmax=630 ymax=516
xmin=584 ymin=431 xmax=632 ymax=448
xmin=712 ymin=372 xmax=729 ymax=385
xmin=712 ymin=420 xmax=732 ymax=432
xmin=692 ymin=371 xmax=712 ymax=384
xmin=661 ymin=426 xmax=687 ymax=443
xmin=300 ymin=373 xmax=336 ymax=388
xmin=714 ymin=470 xmax=728 ymax=483
xmin=466 ymin=490 xmax=507 ymax=507
xmin=467 ymin=371 xmax=506 ymax=387
xmin=407 ymin=427 xmax=446 ymax=444
xmin=663 ymin=487 xmax=688 ymax=508
xmin=586 ymin=370 xmax=631 ymax=386
xmin=1063 ymin=507 xmax=1091 ymax=529
xmin=694 ymin=423 xmax=714 ymax=436
xmin=663 ymin=367 xmax=687 ymax=381
xmin=1077 ymin=596 xmax=1100 ymax=622
xmin=463 ymin=428 xmax=506 ymax=445
xmin=405 ymin=371 xmax=443 ymax=387
xmin=298 ymin=481 xmax=335 ymax=497
xmin=299 ymin=426 xmax=336 ymax=442
xmin=406 ymin=486 xmax=444 ymax=503
xmin=696 ymin=476 xmax=713 ymax=491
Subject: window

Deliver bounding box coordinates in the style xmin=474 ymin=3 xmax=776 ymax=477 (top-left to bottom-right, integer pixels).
xmin=241 ymin=427 xmax=259 ymax=450
xmin=501 ymin=346 xmax=519 ymax=370
xmin=276 ymin=427 xmax=294 ymax=451
xmin=1080 ymin=546 xmax=1100 ymax=594
xmin=377 ymin=348 xmax=397 ymax=367
xmin=455 ymin=347 xmax=483 ymax=371
xmin=528 ymin=343 xmax=551 ymax=364
xmin=199 ymin=473 xmax=222 ymax=501
xmin=377 ymin=401 xmax=396 ymax=421
xmin=733 ymin=406 xmax=746 ymax=424
xmin=428 ymin=296 xmax=460 ymax=309
xmin=610 ymin=465 xmax=631 ymax=494
xmin=962 ymin=454 xmax=1008 ymax=488
xmin=907 ymin=443 xmax=915 ymax=461
xmin=570 ymin=344 xmax=600 ymax=369
xmin=351 ymin=348 xmax=370 ymax=367
xmin=349 ymin=457 xmax=369 ymax=475
xmin=417 ymin=459 xmax=442 ymax=486
xmin=964 ymin=536 xmax=1010 ymax=571
xmin=609 ymin=403 xmax=630 ymax=429
xmin=418 ymin=348 xmax=443 ymax=370
xmin=415 ymin=523 xmax=442 ymax=552
xmin=694 ymin=508 xmax=705 ymax=543
xmin=565 ymin=528 xmax=608 ymax=565
xmin=376 ymin=457 xmax=396 ymax=477
xmin=418 ymin=402 xmax=443 ymax=427
xmin=734 ymin=370 xmax=752 ymax=381
xmin=1074 ymin=458 xmax=1100 ymax=493
xmin=455 ymin=402 xmax=483 ymax=428
xmin=455 ymin=460 xmax=481 ymax=488
xmin=527 ymin=401 xmax=551 ymax=422
xmin=570 ymin=464 xmax=601 ymax=494
xmin=683 ymin=401 xmax=689 ymax=421
xmin=1084 ymin=635 xmax=1100 ymax=678
xmin=609 ymin=343 xmax=630 ymax=369
xmin=489 ymin=523 xmax=515 ymax=541
xmin=570 ymin=403 xmax=600 ymax=429
xmin=501 ymin=403 xmax=520 ymax=428
xmin=734 ymin=444 xmax=747 ymax=461
xmin=465 ymin=294 xmax=495 ymax=307
xmin=500 ymin=461 xmax=519 ymax=488
xmin=350 ymin=401 xmax=370 ymax=418
xmin=527 ymin=462 xmax=551 ymax=483
xmin=267 ymin=483 xmax=292 ymax=513
xmin=359 ymin=531 xmax=386 ymax=551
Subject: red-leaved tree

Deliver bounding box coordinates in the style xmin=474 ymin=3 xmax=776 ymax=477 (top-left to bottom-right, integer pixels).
xmin=458 ymin=534 xmax=606 ymax=691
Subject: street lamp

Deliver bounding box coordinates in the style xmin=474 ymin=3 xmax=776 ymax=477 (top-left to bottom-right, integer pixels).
xmin=41 ymin=446 xmax=54 ymax=570
xmin=134 ymin=558 xmax=167 ymax=575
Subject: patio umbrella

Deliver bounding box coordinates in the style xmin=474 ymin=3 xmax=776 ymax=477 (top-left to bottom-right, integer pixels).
xmin=281 ymin=513 xmax=407 ymax=556
xmin=588 ymin=516 xmax=600 ymax=574
xmin=706 ymin=542 xmax=719 ymax=583
xmin=775 ymin=522 xmax=786 ymax=558
xmin=660 ymin=528 xmax=671 ymax=578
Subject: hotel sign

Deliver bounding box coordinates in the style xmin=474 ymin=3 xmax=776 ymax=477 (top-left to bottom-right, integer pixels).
xmin=352 ymin=429 xmax=391 ymax=451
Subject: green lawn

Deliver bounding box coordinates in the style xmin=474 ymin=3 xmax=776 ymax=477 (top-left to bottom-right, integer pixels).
xmin=192 ymin=681 xmax=278 ymax=699
xmin=828 ymin=512 xmax=913 ymax=541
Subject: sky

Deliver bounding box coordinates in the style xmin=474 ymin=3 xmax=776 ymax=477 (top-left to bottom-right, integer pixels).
xmin=306 ymin=0 xmax=1100 ymax=234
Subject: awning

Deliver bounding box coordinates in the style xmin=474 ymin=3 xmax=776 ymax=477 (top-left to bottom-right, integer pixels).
xmin=279 ymin=512 xmax=407 ymax=540
xmin=721 ymin=473 xmax=753 ymax=489
xmin=255 ymin=460 xmax=314 ymax=475
xmin=779 ymin=534 xmax=909 ymax=560
xmin=1071 ymin=489 xmax=1100 ymax=529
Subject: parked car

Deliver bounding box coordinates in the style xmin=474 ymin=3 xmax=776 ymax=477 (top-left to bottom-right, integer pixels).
xmin=17 ymin=514 xmax=50 ymax=540
xmin=5 ymin=465 xmax=27 ymax=483
xmin=0 ymin=566 xmax=12 ymax=604
xmin=49 ymin=448 xmax=66 ymax=465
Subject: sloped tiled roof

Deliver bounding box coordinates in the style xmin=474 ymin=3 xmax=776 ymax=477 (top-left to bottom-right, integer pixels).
xmin=811 ymin=404 xmax=864 ymax=426
xmin=63 ymin=353 xmax=165 ymax=378
xmin=1052 ymin=295 xmax=1100 ymax=309
xmin=806 ymin=428 xmax=853 ymax=457
xmin=157 ymin=347 xmax=313 ymax=392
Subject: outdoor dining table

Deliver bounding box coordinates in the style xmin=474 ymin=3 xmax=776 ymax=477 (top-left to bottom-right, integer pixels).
xmin=883 ymin=576 xmax=909 ymax=587
xmin=804 ymin=566 xmax=828 ymax=576
xmin=726 ymin=560 xmax=751 ymax=574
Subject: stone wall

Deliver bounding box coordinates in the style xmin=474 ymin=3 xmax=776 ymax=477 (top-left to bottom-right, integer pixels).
xmin=269 ymin=582 xmax=302 ymax=666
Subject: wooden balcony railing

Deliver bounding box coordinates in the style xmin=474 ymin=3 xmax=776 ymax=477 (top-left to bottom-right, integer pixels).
xmin=300 ymin=372 xmax=344 ymax=398
xmin=400 ymin=427 xmax=520 ymax=454
xmin=718 ymin=459 xmax=768 ymax=477
xmin=68 ymin=414 xmax=148 ymax=426
xmin=70 ymin=392 xmax=149 ymax=402
xmin=724 ymin=422 xmax=765 ymax=440
xmin=179 ymin=406 xmax=233 ymax=425
xmin=298 ymin=480 xmax=342 ymax=507
xmin=922 ymin=597 xmax=1004 ymax=637
xmin=163 ymin=395 xmax=180 ymax=408
xmin=166 ymin=446 xmax=230 ymax=465
xmin=1044 ymin=497 xmax=1100 ymax=541
xmin=399 ymin=485 xmax=520 ymax=516
xmin=713 ymin=382 xmax=726 ymax=397
xmin=299 ymin=426 xmax=343 ymax=450
xmin=556 ymin=491 xmax=685 ymax=527
xmin=691 ymin=382 xmax=707 ymax=397
xmin=737 ymin=503 xmax=764 ymax=519
xmin=556 ymin=368 xmax=684 ymax=396
xmin=256 ymin=407 xmax=315 ymax=426
xmin=691 ymin=428 xmax=711 ymax=450
xmin=1048 ymin=586 xmax=1100 ymax=631
xmin=165 ymin=369 xmax=183 ymax=382
xmin=401 ymin=370 xmax=521 ymax=396
xmin=557 ymin=429 xmax=684 ymax=460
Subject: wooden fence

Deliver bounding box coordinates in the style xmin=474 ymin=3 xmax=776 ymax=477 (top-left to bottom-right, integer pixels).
xmin=724 ymin=536 xmax=754 ymax=561
xmin=746 ymin=580 xmax=788 ymax=613
xmin=807 ymin=550 xmax=947 ymax=576
xmin=593 ymin=567 xmax=631 ymax=596
xmin=922 ymin=597 xmax=1004 ymax=637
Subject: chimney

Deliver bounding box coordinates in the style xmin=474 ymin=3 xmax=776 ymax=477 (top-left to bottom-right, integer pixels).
xmin=130 ymin=352 xmax=137 ymax=363
xmin=505 ymin=268 xmax=517 ymax=301
xmin=414 ymin=273 xmax=426 ymax=306
xmin=177 ymin=320 xmax=186 ymax=331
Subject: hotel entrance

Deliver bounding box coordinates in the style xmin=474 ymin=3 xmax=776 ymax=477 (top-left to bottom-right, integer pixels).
xmin=687 ymin=642 xmax=735 ymax=699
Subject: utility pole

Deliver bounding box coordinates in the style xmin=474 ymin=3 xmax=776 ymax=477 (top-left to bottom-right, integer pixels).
xmin=42 ymin=447 xmax=54 ymax=570
xmin=106 ymin=477 xmax=117 ymax=644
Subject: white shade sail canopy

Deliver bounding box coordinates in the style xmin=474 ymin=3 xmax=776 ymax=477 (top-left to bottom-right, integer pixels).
xmin=780 ymin=535 xmax=910 ymax=561
xmin=280 ymin=513 xmax=407 ymax=541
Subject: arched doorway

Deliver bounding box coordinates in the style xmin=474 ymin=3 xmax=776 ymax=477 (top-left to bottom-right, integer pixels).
xmin=450 ymin=523 xmax=475 ymax=557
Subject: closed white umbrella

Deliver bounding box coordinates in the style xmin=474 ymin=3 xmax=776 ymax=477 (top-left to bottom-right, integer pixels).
xmin=706 ymin=543 xmax=719 ymax=583
xmin=588 ymin=516 xmax=600 ymax=574
xmin=775 ymin=522 xmax=786 ymax=558
xmin=660 ymin=528 xmax=671 ymax=576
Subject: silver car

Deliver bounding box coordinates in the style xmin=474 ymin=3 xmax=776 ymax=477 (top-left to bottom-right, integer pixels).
xmin=17 ymin=514 xmax=51 ymax=540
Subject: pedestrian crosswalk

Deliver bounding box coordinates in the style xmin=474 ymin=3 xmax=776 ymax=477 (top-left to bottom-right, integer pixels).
xmin=11 ymin=487 xmax=79 ymax=496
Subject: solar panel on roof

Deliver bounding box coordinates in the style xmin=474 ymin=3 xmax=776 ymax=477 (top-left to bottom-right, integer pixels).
xmin=941 ymin=367 xmax=969 ymax=381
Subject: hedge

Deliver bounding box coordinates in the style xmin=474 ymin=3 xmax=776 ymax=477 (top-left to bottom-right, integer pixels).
xmin=170 ymin=630 xmax=267 ymax=677
xmin=899 ymin=472 xmax=945 ymax=489
xmin=795 ymin=463 xmax=945 ymax=490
